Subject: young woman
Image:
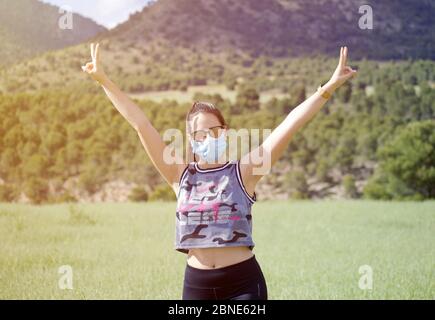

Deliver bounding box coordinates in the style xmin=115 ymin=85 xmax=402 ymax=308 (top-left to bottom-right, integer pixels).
xmin=82 ymin=43 xmax=357 ymax=300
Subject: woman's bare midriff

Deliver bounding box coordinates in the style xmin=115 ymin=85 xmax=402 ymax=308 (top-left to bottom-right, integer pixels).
xmin=187 ymin=246 xmax=254 ymax=269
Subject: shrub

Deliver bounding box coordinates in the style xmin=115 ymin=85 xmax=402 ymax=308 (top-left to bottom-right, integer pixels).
xmin=285 ymin=170 xmax=310 ymax=199
xmin=363 ymin=173 xmax=394 ymax=200
xmin=370 ymin=120 xmax=435 ymax=199
xmin=343 ymin=174 xmax=358 ymax=198
xmin=0 ymin=184 xmax=16 ymax=202
xmin=234 ymin=87 xmax=260 ymax=114
xmin=23 ymin=178 xmax=49 ymax=204
xmin=78 ymin=170 xmax=103 ymax=195
xmin=128 ymin=186 xmax=149 ymax=202
xmin=149 ymin=184 xmax=176 ymax=201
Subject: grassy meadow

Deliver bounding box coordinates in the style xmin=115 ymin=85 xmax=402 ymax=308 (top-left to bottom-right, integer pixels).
xmin=0 ymin=200 xmax=434 ymax=299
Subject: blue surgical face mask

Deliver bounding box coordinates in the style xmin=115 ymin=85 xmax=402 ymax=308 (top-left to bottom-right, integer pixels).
xmin=190 ymin=131 xmax=227 ymax=163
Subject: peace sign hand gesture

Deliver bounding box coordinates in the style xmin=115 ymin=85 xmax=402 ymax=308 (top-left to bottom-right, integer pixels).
xmin=81 ymin=43 xmax=107 ymax=84
xmin=329 ymin=46 xmax=357 ymax=90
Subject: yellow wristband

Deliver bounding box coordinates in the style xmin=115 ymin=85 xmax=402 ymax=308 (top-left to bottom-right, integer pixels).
xmin=317 ymin=86 xmax=332 ymax=100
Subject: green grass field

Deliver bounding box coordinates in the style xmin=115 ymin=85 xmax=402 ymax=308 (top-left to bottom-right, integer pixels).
xmin=0 ymin=200 xmax=434 ymax=299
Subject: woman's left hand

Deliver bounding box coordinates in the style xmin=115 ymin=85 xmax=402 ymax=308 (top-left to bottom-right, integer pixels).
xmin=328 ymin=46 xmax=357 ymax=90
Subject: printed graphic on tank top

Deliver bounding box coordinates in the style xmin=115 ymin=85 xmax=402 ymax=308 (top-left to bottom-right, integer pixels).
xmin=175 ymin=160 xmax=257 ymax=254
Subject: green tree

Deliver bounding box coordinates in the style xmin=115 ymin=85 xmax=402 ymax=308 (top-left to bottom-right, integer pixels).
xmin=22 ymin=154 xmax=49 ymax=178
xmin=128 ymin=186 xmax=149 ymax=202
xmin=0 ymin=184 xmax=16 ymax=202
xmin=343 ymin=174 xmax=358 ymax=198
xmin=363 ymin=173 xmax=393 ymax=200
xmin=366 ymin=120 xmax=435 ymax=199
xmin=285 ymin=170 xmax=309 ymax=199
xmin=234 ymin=87 xmax=260 ymax=114
xmin=337 ymin=82 xmax=352 ymax=103
xmin=78 ymin=166 xmax=106 ymax=195
xmin=334 ymin=135 xmax=356 ymax=174
xmin=42 ymin=131 xmax=66 ymax=154
xmin=0 ymin=148 xmax=20 ymax=171
xmin=149 ymin=184 xmax=176 ymax=201
xmin=290 ymin=84 xmax=306 ymax=106
xmin=24 ymin=178 xmax=49 ymax=204
xmin=265 ymin=97 xmax=293 ymax=116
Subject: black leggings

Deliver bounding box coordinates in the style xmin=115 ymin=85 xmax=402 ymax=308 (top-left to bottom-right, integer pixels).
xmin=182 ymin=254 xmax=268 ymax=300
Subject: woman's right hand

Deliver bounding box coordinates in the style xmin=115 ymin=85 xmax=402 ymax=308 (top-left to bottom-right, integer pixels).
xmin=81 ymin=43 xmax=107 ymax=84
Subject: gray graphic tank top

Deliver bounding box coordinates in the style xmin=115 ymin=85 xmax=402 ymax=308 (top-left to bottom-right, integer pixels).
xmin=175 ymin=160 xmax=257 ymax=254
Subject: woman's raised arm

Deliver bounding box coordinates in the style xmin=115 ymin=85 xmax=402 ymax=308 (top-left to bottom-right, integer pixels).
xmin=240 ymin=46 xmax=358 ymax=189
xmin=81 ymin=43 xmax=186 ymax=188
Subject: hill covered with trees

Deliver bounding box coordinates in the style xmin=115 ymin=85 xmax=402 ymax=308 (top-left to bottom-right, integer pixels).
xmin=106 ymin=0 xmax=435 ymax=60
xmin=0 ymin=58 xmax=434 ymax=203
xmin=1 ymin=0 xmax=435 ymax=94
xmin=0 ymin=0 xmax=434 ymax=203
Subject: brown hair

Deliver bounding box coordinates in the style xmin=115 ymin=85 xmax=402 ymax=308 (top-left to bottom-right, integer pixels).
xmin=185 ymin=101 xmax=227 ymax=163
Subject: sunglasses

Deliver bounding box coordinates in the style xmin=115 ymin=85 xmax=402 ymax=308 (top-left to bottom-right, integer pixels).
xmin=190 ymin=125 xmax=227 ymax=142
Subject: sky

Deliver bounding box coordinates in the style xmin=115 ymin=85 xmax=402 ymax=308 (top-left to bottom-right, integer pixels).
xmin=39 ymin=0 xmax=152 ymax=29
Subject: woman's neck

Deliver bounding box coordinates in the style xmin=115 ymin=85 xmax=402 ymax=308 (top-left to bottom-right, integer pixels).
xmin=197 ymin=157 xmax=229 ymax=169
